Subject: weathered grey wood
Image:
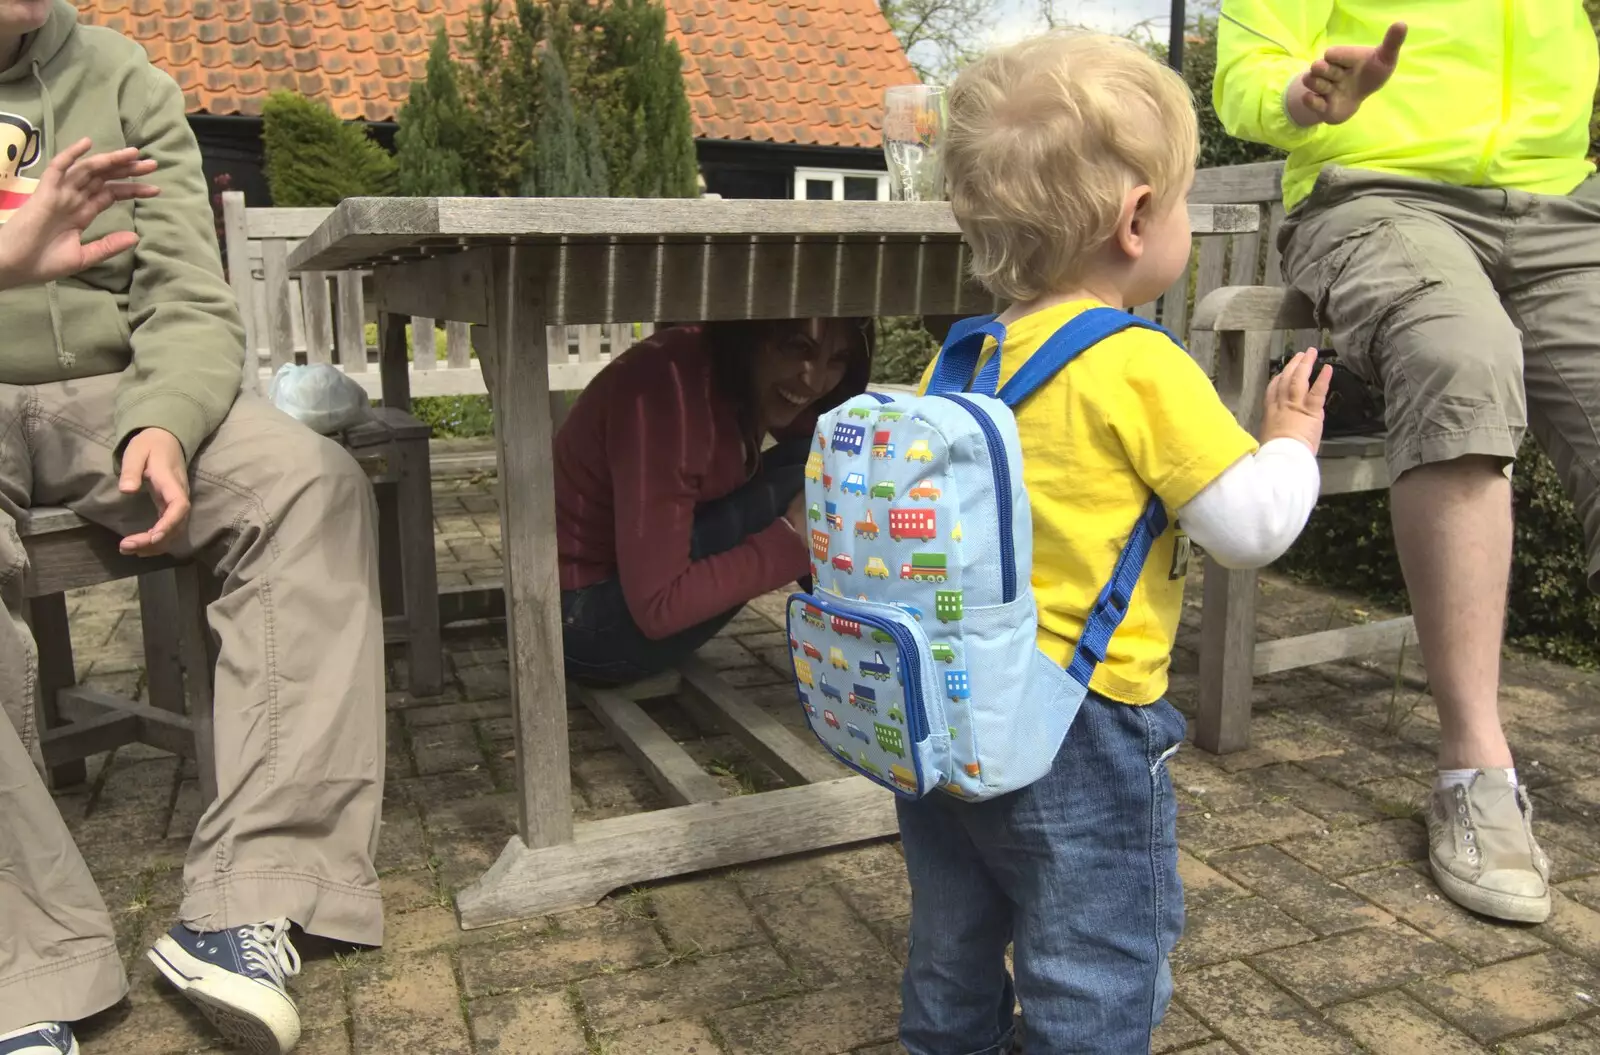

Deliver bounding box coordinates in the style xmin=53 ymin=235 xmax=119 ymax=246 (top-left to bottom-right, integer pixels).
xmin=446 ymin=321 xmax=472 ymax=369
xmin=1158 ymin=252 xmax=1192 ymax=345
xmin=335 ymin=271 xmax=367 ymax=371
xmin=547 ymin=324 xmax=573 ymax=431
xmin=484 ymin=245 xmax=573 ymax=850
xmin=1187 ymin=237 xmax=1231 ymax=375
xmin=1195 ymin=305 xmax=1279 ymax=754
xmin=289 ymin=198 xmax=1257 ymax=273
xmin=578 ymin=686 xmax=727 ymax=806
xmin=1254 ymin=617 xmax=1416 ymax=677
xmin=391 ymin=422 xmax=443 ymax=697
xmin=138 ymin=570 xmax=186 ymax=717
xmin=677 ymin=656 xmax=841 ymax=787
xmin=371 ymin=248 xmax=494 ymax=326
xmin=1196 ymin=559 xmax=1257 ymax=755
xmin=411 ymin=316 xmax=436 ymax=372
xmin=1227 ymin=219 xmax=1264 ymax=291
xmin=18 ymin=507 xmax=88 ymax=536
xmin=300 ymin=271 xmax=334 ymax=364
xmin=455 ymin=775 xmax=898 ymax=927
xmin=1191 ymin=161 xmax=1286 ymax=205
xmin=29 ymin=591 xmax=84 ymax=787
xmin=260 ymin=239 xmax=295 ymax=372
xmin=438 ymin=582 xmax=505 ymax=626
xmin=1193 ymin=285 xmax=1317 ymax=333
xmin=39 ymin=711 xmax=140 ymax=767
xmin=615 ymin=671 xmax=682 ymax=702
xmin=1320 ymin=454 xmax=1390 ymax=495
xmin=243 ymin=206 xmax=338 ymax=239
xmin=378 ymin=312 xmax=411 ymax=412
xmin=222 ymin=192 xmax=256 ymax=381
xmin=576 ymin=321 xmax=603 ymax=364
xmin=178 ymin=565 xmax=219 ymax=804
xmin=24 ymin=520 xmax=181 ymax=596
xmin=57 ymin=687 xmax=194 ymax=759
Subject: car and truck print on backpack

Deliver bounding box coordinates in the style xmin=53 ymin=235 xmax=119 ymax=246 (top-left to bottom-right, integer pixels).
xmin=786 ymin=395 xmax=985 ymax=798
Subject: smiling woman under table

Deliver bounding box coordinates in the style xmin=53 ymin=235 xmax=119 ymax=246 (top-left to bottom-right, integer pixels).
xmin=553 ymin=318 xmax=874 ymax=686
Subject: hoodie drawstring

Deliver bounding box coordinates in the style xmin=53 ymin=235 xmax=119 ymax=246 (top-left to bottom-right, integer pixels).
xmin=32 ymin=61 xmax=70 ymax=369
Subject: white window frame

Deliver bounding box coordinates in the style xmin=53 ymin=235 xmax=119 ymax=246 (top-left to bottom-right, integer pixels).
xmin=793 ymin=167 xmax=890 ymax=202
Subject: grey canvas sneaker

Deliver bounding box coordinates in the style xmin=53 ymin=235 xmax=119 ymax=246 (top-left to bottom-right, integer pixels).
xmin=1427 ymin=769 xmax=1551 ymax=923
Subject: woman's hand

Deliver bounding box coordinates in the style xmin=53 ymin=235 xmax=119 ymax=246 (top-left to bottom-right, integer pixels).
xmin=783 ymin=490 xmax=809 ymax=537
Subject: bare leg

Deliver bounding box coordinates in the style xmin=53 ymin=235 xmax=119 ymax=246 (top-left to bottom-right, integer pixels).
xmin=1388 ymin=456 xmax=1514 ymax=770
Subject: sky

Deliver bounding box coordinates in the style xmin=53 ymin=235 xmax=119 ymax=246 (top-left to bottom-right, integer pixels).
xmin=987 ymin=0 xmax=1181 ymax=48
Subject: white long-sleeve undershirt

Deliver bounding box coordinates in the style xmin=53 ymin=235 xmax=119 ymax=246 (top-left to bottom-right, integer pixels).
xmin=1175 ymin=437 xmax=1321 ymax=569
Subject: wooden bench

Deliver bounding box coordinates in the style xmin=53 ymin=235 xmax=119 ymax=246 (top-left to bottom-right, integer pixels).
xmin=220 ymin=193 xmax=650 ymax=402
xmin=220 ymin=193 xmax=443 ymax=695
xmin=26 ymin=509 xmax=217 ymax=801
xmin=1174 ymin=162 xmax=1415 ymax=753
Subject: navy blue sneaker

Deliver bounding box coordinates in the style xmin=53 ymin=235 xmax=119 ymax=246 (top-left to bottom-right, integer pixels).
xmin=147 ymin=918 xmax=301 ymax=1054
xmin=0 ymin=1023 xmax=76 ymax=1055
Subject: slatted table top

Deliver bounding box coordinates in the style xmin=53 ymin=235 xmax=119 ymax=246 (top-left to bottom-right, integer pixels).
xmin=287 ymin=198 xmax=1261 ymax=273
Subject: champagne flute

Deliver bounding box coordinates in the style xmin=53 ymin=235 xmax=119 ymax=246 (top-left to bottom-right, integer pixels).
xmin=882 ymin=85 xmax=948 ymax=202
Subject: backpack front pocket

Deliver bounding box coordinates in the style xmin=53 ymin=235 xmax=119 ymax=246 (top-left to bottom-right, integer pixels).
xmin=786 ymin=592 xmax=949 ymax=798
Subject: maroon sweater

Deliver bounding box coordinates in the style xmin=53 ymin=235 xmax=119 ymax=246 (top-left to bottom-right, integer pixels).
xmin=554 ymin=327 xmax=812 ymax=640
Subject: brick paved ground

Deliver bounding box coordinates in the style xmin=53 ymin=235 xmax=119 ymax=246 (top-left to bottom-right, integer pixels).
xmin=45 ymin=467 xmax=1600 ymax=1054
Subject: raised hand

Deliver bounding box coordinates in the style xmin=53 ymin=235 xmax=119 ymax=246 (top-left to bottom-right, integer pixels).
xmin=1293 ymin=21 xmax=1407 ymax=126
xmin=0 ymin=138 xmax=159 ymax=290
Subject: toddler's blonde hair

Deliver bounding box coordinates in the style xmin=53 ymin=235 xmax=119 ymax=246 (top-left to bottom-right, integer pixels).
xmin=944 ymin=32 xmax=1199 ymax=302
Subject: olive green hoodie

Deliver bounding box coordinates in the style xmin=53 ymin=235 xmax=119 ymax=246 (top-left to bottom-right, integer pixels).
xmin=0 ymin=0 xmax=243 ymax=464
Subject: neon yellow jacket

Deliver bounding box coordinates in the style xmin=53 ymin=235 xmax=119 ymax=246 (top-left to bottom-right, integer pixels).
xmin=1214 ymin=1 xmax=1598 ymax=209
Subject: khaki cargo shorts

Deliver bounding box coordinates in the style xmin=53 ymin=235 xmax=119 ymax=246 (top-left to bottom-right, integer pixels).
xmin=1279 ymin=165 xmax=1600 ymax=583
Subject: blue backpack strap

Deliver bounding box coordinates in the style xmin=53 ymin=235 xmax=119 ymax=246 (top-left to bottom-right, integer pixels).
xmin=996 ymin=308 xmax=1178 ymax=407
xmin=926 ymin=314 xmax=1005 ymax=395
xmin=1066 ymin=496 xmax=1169 ymax=687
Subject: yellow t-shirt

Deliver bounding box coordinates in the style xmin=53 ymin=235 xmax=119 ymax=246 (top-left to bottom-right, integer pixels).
xmin=919 ymin=301 xmax=1258 ymax=704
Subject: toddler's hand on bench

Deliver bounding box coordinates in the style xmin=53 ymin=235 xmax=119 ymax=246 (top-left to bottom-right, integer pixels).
xmin=1261 ymin=348 xmax=1332 ymax=456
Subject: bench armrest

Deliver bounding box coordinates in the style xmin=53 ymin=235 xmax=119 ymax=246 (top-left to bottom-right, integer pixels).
xmin=1193 ymin=286 xmax=1316 ymax=333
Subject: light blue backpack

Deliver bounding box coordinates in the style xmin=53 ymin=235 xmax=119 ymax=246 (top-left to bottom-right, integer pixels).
xmin=786 ymin=308 xmax=1172 ymax=800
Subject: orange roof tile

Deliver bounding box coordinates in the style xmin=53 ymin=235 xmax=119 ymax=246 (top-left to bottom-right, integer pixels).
xmin=72 ymin=0 xmax=918 ymax=147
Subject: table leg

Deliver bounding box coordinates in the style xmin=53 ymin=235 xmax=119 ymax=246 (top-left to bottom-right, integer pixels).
xmin=377 ymin=311 xmax=412 ymax=413
xmin=468 ymin=246 xmax=572 ymax=849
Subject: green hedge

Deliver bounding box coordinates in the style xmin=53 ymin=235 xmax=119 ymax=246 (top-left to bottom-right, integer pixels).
xmin=1277 ymin=438 xmax=1600 ymax=669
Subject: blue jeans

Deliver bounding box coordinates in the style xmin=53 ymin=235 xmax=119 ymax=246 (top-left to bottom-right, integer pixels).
xmin=562 ymin=436 xmax=812 ymax=686
xmin=896 ymin=694 xmax=1188 ymax=1055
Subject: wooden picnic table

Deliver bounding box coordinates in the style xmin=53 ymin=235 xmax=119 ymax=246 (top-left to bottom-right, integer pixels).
xmin=289 ymin=197 xmax=1258 ymax=930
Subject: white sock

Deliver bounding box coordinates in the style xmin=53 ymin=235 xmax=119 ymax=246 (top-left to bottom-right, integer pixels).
xmin=1435 ymin=767 xmax=1518 ymax=791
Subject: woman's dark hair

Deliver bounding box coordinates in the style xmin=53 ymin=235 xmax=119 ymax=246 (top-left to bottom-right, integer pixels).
xmin=701 ymin=318 xmax=875 ymax=462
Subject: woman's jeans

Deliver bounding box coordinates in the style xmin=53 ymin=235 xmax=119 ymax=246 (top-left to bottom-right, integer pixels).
xmin=562 ymin=437 xmax=811 ymax=686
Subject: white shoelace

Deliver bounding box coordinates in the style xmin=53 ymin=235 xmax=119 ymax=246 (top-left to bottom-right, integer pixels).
xmin=236 ymin=918 xmax=302 ymax=989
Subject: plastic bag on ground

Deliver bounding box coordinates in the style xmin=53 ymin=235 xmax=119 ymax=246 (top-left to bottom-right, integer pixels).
xmin=268 ymin=363 xmax=372 ymax=435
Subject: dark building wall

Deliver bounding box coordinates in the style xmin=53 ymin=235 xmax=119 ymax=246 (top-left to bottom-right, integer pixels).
xmin=188 ymin=115 xmax=880 ymax=204
xmin=696 ymin=139 xmax=887 ymax=200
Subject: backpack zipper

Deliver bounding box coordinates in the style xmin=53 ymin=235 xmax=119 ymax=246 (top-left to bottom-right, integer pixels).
xmin=939 ymin=394 xmax=1017 ymax=603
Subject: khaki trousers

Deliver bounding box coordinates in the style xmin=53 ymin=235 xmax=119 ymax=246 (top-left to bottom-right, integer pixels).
xmin=0 ymin=375 xmax=386 ymax=1030
xmin=1279 ymin=165 xmax=1600 ymax=587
